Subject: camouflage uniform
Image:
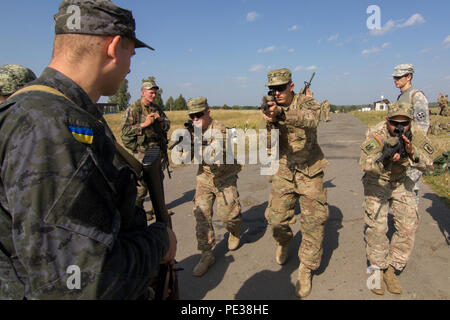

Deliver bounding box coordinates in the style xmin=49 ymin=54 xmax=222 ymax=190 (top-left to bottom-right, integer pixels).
xmin=0 ymin=1 xmax=168 ymax=300
xmin=186 ymin=98 xmax=242 ymax=252
xmin=0 ymin=64 xmax=36 ymax=98
xmin=264 ymin=69 xmax=329 ymax=271
xmin=360 ymin=102 xmax=433 ymax=271
xmin=121 ymin=83 xmax=170 ymax=208
xmin=393 ymin=64 xmax=430 ymax=207
xmin=321 ymin=100 xmax=330 ymax=122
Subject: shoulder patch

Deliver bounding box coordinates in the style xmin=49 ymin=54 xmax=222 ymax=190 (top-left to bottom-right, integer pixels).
xmin=361 ymin=138 xmax=382 ymax=155
xmin=69 ymin=126 xmax=94 ymax=145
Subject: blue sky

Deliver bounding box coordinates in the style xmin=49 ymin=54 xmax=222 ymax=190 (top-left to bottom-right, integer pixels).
xmin=1 ymin=0 xmax=449 ymax=106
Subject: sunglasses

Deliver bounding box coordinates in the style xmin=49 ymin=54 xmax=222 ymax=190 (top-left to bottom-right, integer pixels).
xmin=389 ymin=120 xmax=410 ymax=127
xmin=189 ymin=111 xmax=205 ymax=120
xmin=269 ymin=83 xmax=289 ymax=93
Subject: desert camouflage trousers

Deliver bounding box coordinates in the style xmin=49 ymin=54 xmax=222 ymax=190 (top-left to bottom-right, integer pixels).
xmin=363 ymin=174 xmax=419 ymax=271
xmin=193 ymin=174 xmax=242 ymax=251
xmin=265 ymin=170 xmax=329 ymax=270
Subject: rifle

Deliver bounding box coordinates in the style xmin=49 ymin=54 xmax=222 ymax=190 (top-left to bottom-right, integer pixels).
xmin=151 ymin=116 xmax=173 ymax=179
xmin=142 ymin=145 xmax=179 ymax=300
xmin=300 ymin=72 xmax=316 ymax=95
xmin=376 ymin=125 xmax=412 ymax=168
xmin=258 ymin=90 xmax=276 ymax=111
xmin=168 ymin=120 xmax=195 ymax=150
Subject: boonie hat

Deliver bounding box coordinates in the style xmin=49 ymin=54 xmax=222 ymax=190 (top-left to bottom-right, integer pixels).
xmin=0 ymin=64 xmax=37 ymax=96
xmin=388 ymin=101 xmax=414 ymax=120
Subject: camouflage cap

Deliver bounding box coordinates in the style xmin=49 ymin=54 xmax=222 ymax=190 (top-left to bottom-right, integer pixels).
xmin=392 ymin=64 xmax=414 ymax=77
xmin=266 ymin=68 xmax=292 ymax=87
xmin=141 ymin=80 xmax=159 ymax=91
xmin=54 ymin=0 xmax=154 ymax=50
xmin=388 ymin=101 xmax=414 ymax=120
xmin=0 ymin=64 xmax=37 ymax=96
xmin=187 ymin=97 xmax=208 ymax=115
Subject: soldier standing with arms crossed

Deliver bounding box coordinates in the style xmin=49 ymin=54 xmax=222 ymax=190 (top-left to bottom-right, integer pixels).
xmin=261 ymin=68 xmax=329 ymax=298
xmin=360 ymin=102 xmax=433 ymax=295
xmin=185 ymin=97 xmax=243 ymax=277
xmin=0 ymin=0 xmax=176 ymax=299
xmin=121 ymin=80 xmax=171 ymax=220
xmin=393 ymin=64 xmax=429 ymax=208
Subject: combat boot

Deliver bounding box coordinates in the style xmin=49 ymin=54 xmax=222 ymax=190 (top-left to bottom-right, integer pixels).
xmin=228 ymin=233 xmax=240 ymax=251
xmin=369 ymin=269 xmax=385 ymax=295
xmin=295 ymin=263 xmax=312 ymax=298
xmin=275 ymin=244 xmax=289 ymax=265
xmin=383 ymin=265 xmax=402 ymax=294
xmin=192 ymin=251 xmax=215 ymax=277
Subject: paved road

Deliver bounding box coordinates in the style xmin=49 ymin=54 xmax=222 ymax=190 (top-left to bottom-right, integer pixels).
xmin=153 ymin=113 xmax=449 ymax=300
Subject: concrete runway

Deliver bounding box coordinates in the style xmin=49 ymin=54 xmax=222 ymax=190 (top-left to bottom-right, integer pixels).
xmin=154 ymin=113 xmax=449 ymax=300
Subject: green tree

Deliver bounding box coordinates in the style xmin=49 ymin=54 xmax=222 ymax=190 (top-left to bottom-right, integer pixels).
xmin=108 ymin=79 xmax=130 ymax=111
xmin=166 ymin=96 xmax=175 ymax=111
xmin=222 ymin=104 xmax=230 ymax=110
xmin=142 ymin=76 xmax=164 ymax=109
xmin=173 ymin=94 xmax=187 ymax=110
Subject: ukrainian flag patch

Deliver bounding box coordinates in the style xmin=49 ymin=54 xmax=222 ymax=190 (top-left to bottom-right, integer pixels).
xmin=68 ymin=126 xmax=94 ymax=145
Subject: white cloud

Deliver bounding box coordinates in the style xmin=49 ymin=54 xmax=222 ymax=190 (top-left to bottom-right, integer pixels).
xmin=443 ymin=35 xmax=450 ymax=48
xmin=294 ymin=65 xmax=316 ymax=72
xmin=257 ymin=46 xmax=276 ymax=53
xmin=180 ymin=82 xmax=192 ymax=88
xmin=288 ymin=48 xmax=295 ymax=53
xmin=370 ymin=13 xmax=425 ymax=36
xmin=328 ymin=33 xmax=339 ymax=42
xmin=246 ymin=12 xmax=260 ymax=22
xmin=288 ymin=25 xmax=298 ymax=31
xmin=362 ymin=47 xmax=381 ymax=56
xmin=397 ymin=13 xmax=425 ymax=28
xmin=362 ymin=42 xmax=390 ymax=56
xmin=443 ymin=75 xmax=450 ymax=80
xmin=188 ymin=48 xmax=193 ymax=53
xmin=420 ymin=48 xmax=432 ymax=54
xmin=250 ymin=64 xmax=265 ymax=72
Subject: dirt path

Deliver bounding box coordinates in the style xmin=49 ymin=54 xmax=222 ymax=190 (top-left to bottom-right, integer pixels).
xmin=154 ymin=113 xmax=449 ymax=300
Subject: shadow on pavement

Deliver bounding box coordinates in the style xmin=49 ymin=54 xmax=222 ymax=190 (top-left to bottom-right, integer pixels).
xmin=423 ymin=192 xmax=450 ymax=245
xmin=241 ymin=202 xmax=268 ymax=245
xmin=166 ymin=189 xmax=195 ymax=210
xmin=315 ymin=205 xmax=343 ymax=276
xmin=177 ymin=236 xmax=234 ymax=300
xmin=234 ymin=233 xmax=302 ymax=300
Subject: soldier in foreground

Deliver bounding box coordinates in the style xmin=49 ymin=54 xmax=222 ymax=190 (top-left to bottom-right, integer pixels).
xmin=0 ymin=64 xmax=36 ymax=103
xmin=260 ymin=68 xmax=329 ymax=298
xmin=393 ymin=64 xmax=429 ymax=208
xmin=360 ymin=102 xmax=433 ymax=295
xmin=121 ymin=80 xmax=171 ymax=220
xmin=0 ymin=0 xmax=176 ymax=299
xmin=185 ymin=97 xmax=243 ymax=277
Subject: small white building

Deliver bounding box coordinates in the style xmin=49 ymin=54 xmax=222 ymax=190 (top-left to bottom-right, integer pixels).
xmin=374 ymin=99 xmax=390 ymax=111
xmin=360 ymin=107 xmax=372 ymax=112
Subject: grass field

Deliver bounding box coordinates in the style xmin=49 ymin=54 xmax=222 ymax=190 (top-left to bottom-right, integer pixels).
xmin=351 ymin=108 xmax=449 ymax=206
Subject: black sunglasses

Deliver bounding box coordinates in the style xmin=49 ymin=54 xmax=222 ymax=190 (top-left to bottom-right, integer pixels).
xmin=189 ymin=112 xmax=205 ymax=120
xmin=269 ymin=83 xmax=289 ymax=93
xmin=389 ymin=120 xmax=410 ymax=127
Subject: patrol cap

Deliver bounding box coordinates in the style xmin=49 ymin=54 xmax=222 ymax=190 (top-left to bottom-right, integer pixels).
xmin=387 ymin=101 xmax=414 ymax=120
xmin=266 ymin=68 xmax=292 ymax=87
xmin=54 ymin=0 xmax=154 ymax=50
xmin=0 ymin=64 xmax=37 ymax=96
xmin=392 ymin=64 xmax=414 ymax=77
xmin=141 ymin=80 xmax=159 ymax=91
xmin=187 ymin=97 xmax=208 ymax=115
